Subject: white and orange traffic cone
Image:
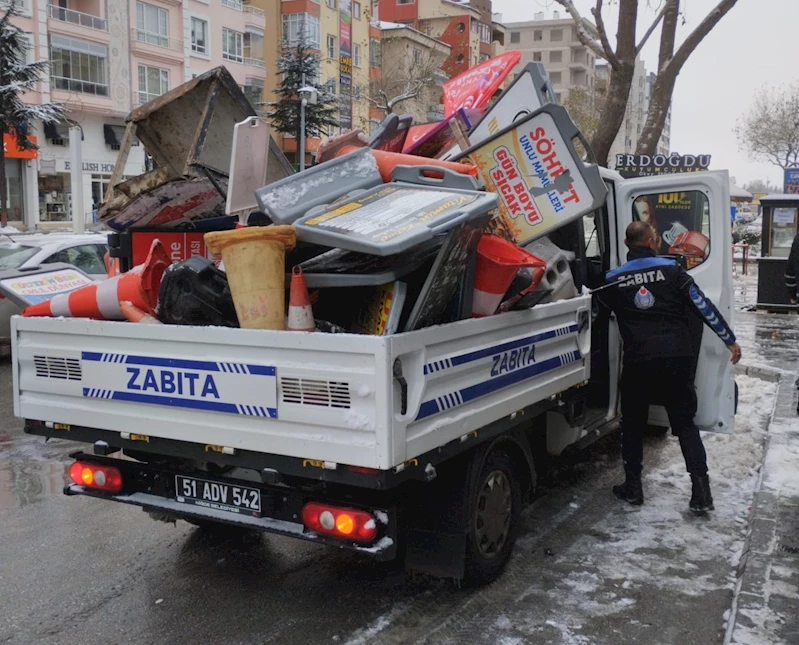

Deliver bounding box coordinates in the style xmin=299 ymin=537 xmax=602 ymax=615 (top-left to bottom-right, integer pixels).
xmin=287 ymin=266 xmax=315 ymax=332
xmin=472 ymin=234 xmax=545 ymax=317
xmin=23 ymin=239 xmax=170 ymax=320
xmin=120 ymin=301 xmax=162 ymax=324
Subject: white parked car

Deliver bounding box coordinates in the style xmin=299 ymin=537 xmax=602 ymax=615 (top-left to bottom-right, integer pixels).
xmin=0 ymin=232 xmax=108 ymax=342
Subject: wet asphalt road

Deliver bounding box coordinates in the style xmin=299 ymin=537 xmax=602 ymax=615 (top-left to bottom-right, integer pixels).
xmin=0 ymin=355 xmax=732 ymax=645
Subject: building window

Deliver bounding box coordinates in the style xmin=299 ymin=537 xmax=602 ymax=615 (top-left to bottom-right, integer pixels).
xmin=353 ymin=85 xmax=361 ymax=99
xmin=456 ymin=53 xmax=464 ymax=64
xmin=353 ymin=1 xmax=361 ymax=18
xmin=510 ymin=31 xmax=519 ymax=44
xmin=136 ymin=2 xmax=168 ymax=48
xmin=550 ymin=29 xmax=563 ymax=42
xmin=456 ymin=21 xmax=465 ymax=33
xmin=411 ymin=46 xmax=420 ymax=64
xmin=244 ymin=29 xmax=264 ymax=65
xmin=222 ymin=0 xmax=242 ymax=9
xmin=533 ymin=52 xmax=541 ymax=62
xmin=549 ymin=50 xmax=562 ymax=63
xmin=550 ymin=71 xmax=561 ymax=84
xmin=480 ymin=23 xmax=490 ymax=43
xmin=533 ymin=30 xmax=542 ymax=41
xmin=326 ymin=0 xmax=335 ymax=7
xmin=282 ymin=13 xmax=320 ymax=49
xmin=50 ymin=35 xmax=108 ymax=96
xmin=138 ymin=64 xmax=168 ymax=104
xmin=242 ymin=79 xmax=264 ymax=114
xmin=326 ymin=34 xmax=336 ymax=60
xmin=369 ymin=37 xmax=380 ymax=66
xmin=191 ymin=17 xmax=208 ymax=55
xmin=354 ymin=43 xmax=362 ymax=67
xmin=397 ymin=0 xmax=413 ymax=3
xmin=222 ymin=28 xmax=244 ymax=62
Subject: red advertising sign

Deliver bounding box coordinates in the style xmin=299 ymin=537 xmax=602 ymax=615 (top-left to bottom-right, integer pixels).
xmin=131 ymin=232 xmax=210 ymax=267
xmin=402 ymin=123 xmax=442 ymax=153
xmin=442 ymin=51 xmax=521 ymax=118
xmin=2 ymin=133 xmax=38 ymax=159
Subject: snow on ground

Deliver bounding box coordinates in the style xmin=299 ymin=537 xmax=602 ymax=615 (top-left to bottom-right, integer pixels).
xmin=482 ymin=374 xmax=778 ymax=644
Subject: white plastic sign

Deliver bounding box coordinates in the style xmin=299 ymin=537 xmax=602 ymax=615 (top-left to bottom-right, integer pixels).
xmin=226 ymin=117 xmax=270 ymax=215
xmin=0 ymin=266 xmax=94 ymax=306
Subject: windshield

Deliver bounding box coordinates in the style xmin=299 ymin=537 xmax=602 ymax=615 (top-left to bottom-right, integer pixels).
xmin=0 ymin=244 xmax=38 ymax=270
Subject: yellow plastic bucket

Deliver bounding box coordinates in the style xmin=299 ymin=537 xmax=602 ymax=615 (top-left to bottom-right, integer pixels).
xmin=205 ymin=226 xmax=296 ymax=330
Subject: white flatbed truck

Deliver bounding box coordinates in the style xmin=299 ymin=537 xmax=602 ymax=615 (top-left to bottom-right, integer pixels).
xmin=12 ymin=168 xmax=736 ymax=584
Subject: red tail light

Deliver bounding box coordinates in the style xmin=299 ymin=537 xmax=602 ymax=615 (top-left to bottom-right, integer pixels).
xmin=301 ymin=502 xmax=377 ymax=543
xmin=69 ymin=461 xmax=123 ymax=493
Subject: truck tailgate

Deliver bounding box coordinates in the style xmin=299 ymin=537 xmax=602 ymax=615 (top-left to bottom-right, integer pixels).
xmin=13 ymin=295 xmax=590 ymax=471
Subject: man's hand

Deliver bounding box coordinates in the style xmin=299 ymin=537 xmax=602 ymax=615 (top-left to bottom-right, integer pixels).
xmin=791 ymin=297 xmax=797 ymax=305
xmin=728 ymin=342 xmax=742 ymax=365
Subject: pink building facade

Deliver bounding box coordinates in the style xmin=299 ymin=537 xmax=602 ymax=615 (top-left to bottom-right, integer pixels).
xmin=3 ymin=0 xmax=266 ymax=228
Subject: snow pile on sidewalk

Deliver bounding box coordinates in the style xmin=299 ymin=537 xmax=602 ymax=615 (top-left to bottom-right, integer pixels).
xmin=489 ymin=375 xmax=777 ymax=644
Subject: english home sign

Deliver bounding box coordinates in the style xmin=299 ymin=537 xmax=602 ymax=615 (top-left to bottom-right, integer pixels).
xmin=63 ymin=160 xmax=116 ymax=173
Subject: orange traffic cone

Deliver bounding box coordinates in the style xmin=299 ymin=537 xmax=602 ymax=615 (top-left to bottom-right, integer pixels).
xmin=120 ymin=301 xmax=162 ymax=324
xmin=287 ymin=266 xmax=315 ymax=332
xmin=103 ymin=250 xmax=120 ymax=278
xmin=23 ymin=239 xmax=170 ymax=320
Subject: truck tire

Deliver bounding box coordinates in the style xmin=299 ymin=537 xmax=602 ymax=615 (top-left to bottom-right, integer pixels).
xmin=464 ymin=449 xmax=521 ymax=586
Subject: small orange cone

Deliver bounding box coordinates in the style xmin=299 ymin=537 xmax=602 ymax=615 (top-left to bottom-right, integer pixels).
xmin=120 ymin=301 xmax=162 ymax=324
xmin=23 ymin=239 xmax=170 ymax=320
xmin=287 ymin=266 xmax=315 ymax=332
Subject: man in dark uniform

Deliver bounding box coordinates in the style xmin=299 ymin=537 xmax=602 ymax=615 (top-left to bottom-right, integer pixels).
xmin=785 ymin=230 xmax=799 ymax=306
xmin=600 ymin=221 xmax=742 ymax=513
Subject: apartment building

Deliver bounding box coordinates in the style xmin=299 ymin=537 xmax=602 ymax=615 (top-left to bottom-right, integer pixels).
xmin=269 ymin=0 xmax=372 ymax=164
xmin=4 ymin=0 xmax=267 ymax=229
xmin=504 ymin=11 xmax=597 ymax=103
xmin=377 ymin=0 xmax=505 ymax=79
xmin=375 ymin=21 xmax=449 ymax=124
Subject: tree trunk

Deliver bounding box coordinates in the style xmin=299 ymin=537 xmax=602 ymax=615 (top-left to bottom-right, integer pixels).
xmin=0 ymin=127 xmax=8 ymax=228
xmin=590 ymin=61 xmax=635 ymax=167
xmin=588 ymin=0 xmax=638 ymax=167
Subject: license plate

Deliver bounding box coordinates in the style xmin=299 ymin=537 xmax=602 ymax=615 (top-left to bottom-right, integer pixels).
xmin=175 ymin=475 xmax=262 ymax=516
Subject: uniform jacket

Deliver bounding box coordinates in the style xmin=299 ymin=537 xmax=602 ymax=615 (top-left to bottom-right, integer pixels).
xmin=600 ymin=247 xmax=736 ymax=364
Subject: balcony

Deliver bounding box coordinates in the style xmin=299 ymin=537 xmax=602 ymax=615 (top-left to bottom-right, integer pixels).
xmin=244 ymin=57 xmax=265 ymax=68
xmin=48 ymin=4 xmax=107 ymax=31
xmin=51 ymin=75 xmax=109 ymax=96
xmin=569 ymin=54 xmax=589 ymax=70
xmin=131 ymin=28 xmax=184 ymax=63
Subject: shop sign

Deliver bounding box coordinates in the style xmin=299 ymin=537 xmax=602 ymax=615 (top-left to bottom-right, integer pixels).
xmin=62 ymin=160 xmax=116 ymax=173
xmin=615 ymin=154 xmax=711 ymax=178
xmin=783 ymin=167 xmax=799 ymax=194
xmin=2 ymin=133 xmax=38 ymax=159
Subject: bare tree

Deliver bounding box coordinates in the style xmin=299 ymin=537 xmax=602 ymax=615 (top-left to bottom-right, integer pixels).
xmin=637 ymin=0 xmax=739 ymax=155
xmin=365 ymin=37 xmax=446 ymax=120
xmin=553 ymin=0 xmax=740 ymax=165
xmin=734 ymin=84 xmax=799 ymax=170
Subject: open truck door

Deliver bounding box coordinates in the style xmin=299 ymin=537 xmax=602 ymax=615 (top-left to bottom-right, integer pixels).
xmin=614 ymin=170 xmax=736 ymax=433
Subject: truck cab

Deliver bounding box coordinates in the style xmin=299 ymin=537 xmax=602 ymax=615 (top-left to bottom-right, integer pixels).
xmin=552 ymin=167 xmax=736 ymax=455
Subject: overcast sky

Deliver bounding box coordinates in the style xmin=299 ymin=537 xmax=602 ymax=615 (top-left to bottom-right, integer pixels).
xmin=492 ymin=0 xmax=793 ymax=188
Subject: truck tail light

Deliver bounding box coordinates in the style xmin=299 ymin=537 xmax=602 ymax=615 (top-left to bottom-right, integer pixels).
xmin=69 ymin=461 xmax=123 ymax=493
xmin=301 ymin=502 xmax=377 ymax=543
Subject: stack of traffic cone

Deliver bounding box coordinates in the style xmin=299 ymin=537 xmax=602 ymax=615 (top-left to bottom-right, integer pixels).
xmin=23 ymin=239 xmax=170 ymax=320
xmin=287 ymin=267 xmax=315 ymax=332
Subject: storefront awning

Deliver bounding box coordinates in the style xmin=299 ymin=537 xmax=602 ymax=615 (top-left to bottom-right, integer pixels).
xmin=103 ymin=124 xmax=139 ymax=148
xmin=44 ymin=122 xmax=82 ymax=141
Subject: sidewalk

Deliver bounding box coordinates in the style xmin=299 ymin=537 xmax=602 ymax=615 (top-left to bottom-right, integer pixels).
xmin=727 ymin=312 xmax=799 ymax=645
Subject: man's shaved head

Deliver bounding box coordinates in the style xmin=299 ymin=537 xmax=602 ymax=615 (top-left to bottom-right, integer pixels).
xmin=626 ymin=221 xmax=655 ymax=249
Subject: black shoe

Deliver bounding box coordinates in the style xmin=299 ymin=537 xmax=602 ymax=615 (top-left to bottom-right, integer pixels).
xmin=690 ymin=474 xmax=714 ymax=513
xmin=613 ymin=475 xmax=644 ymax=506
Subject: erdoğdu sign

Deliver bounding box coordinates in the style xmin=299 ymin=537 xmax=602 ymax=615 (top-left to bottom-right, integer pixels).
xmin=459 ymin=104 xmax=607 ymax=245
xmin=442 ymin=51 xmax=521 ymax=118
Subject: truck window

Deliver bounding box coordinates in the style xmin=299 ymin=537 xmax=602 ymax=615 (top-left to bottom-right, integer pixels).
xmin=632 ymin=190 xmax=710 ymax=269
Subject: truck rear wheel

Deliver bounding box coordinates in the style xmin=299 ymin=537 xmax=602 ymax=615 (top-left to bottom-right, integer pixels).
xmin=464 ymin=450 xmax=521 ymax=586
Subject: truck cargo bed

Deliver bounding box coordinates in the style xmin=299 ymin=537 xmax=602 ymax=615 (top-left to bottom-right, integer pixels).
xmin=13 ymin=295 xmax=591 ymax=471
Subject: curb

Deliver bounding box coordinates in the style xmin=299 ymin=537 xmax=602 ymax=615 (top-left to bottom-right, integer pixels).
xmin=724 ymin=366 xmax=797 ymax=644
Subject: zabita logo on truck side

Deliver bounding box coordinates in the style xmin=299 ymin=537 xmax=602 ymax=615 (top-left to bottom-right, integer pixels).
xmin=80 ymin=352 xmax=278 ymax=418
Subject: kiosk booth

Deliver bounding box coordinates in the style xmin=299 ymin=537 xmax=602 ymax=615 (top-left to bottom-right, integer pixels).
xmin=756 ymin=194 xmax=799 ymax=311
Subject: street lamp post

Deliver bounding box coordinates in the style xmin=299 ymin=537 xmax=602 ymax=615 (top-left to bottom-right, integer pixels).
xmin=298 ymin=77 xmax=318 ymax=172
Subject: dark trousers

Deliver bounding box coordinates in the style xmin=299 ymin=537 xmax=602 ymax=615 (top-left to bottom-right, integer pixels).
xmin=619 ymin=356 xmax=708 ymax=477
